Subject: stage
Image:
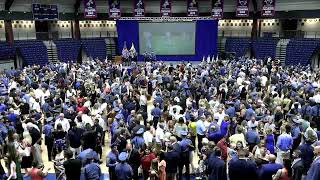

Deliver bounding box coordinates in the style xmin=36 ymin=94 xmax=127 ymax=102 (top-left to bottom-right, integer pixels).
xmin=117 ymin=20 xmax=219 ymax=62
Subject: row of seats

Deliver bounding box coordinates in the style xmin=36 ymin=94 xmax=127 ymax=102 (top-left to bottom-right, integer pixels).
xmin=226 ymin=38 xmax=279 ymax=60
xmin=54 ymin=39 xmax=81 ymax=63
xmin=252 ymin=38 xmax=279 ymax=60
xmin=81 ymin=38 xmax=107 ymax=60
xmin=285 ymin=39 xmax=320 ymax=66
xmin=54 ymin=39 xmax=106 ymax=62
xmin=15 ymin=40 xmax=48 ymax=66
xmin=225 ymin=38 xmax=252 ymax=58
xmin=0 ymin=42 xmax=16 ymax=60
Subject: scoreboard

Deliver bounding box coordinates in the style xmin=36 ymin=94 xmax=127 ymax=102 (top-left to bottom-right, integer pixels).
xmin=32 ymin=4 xmax=59 ymax=20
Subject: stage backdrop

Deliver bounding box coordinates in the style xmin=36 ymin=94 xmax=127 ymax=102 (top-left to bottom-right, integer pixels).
xmin=117 ymin=20 xmax=218 ymax=61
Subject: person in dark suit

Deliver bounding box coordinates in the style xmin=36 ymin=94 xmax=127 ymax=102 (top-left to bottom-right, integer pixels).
xmin=63 ymin=149 xmax=82 ymax=180
xmin=291 ymin=150 xmax=304 ymax=180
xmin=229 ymin=149 xmax=258 ymax=180
xmin=164 ymin=144 xmax=180 ymax=180
xmin=258 ymin=154 xmax=283 ymax=180
xmin=126 ymin=143 xmax=141 ymax=179
xmin=206 ymin=148 xmax=227 ymax=180
xmin=306 ymin=146 xmax=320 ymax=180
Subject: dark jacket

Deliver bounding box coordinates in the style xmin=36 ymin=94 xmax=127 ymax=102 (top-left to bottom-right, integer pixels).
xmin=229 ymin=158 xmax=258 ymax=180
xmin=164 ymin=150 xmax=180 ymax=173
xmin=292 ymin=159 xmax=304 ymax=180
xmin=207 ymin=156 xmax=227 ymax=180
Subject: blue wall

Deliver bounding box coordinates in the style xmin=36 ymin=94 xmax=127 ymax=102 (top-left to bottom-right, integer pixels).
xmin=117 ymin=20 xmax=218 ymax=61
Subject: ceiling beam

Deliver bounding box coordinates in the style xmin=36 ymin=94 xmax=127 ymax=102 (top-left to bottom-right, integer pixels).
xmin=74 ymin=0 xmax=82 ymax=13
xmin=5 ymin=0 xmax=15 ymax=11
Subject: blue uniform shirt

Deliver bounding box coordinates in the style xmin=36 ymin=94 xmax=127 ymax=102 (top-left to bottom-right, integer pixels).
xmin=179 ymin=138 xmax=193 ymax=152
xmin=131 ymin=136 xmax=145 ymax=150
xmin=196 ymin=120 xmax=206 ymax=136
xmin=43 ymin=124 xmax=54 ymax=138
xmin=151 ymin=107 xmax=162 ymax=118
xmin=115 ymin=163 xmax=133 ymax=180
xmin=276 ymin=133 xmax=293 ymax=151
xmin=246 ymin=129 xmax=260 ymax=144
xmin=84 ymin=162 xmax=101 ymax=180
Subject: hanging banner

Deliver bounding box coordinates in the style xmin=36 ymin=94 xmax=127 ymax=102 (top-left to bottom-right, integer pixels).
xmin=261 ymin=0 xmax=276 ymax=17
xmin=84 ymin=0 xmax=97 ymax=18
xmin=109 ymin=0 xmax=121 ymax=18
xmin=160 ymin=0 xmax=172 ymax=17
xmin=236 ymin=0 xmax=250 ymax=17
xmin=133 ymin=0 xmax=145 ymax=17
xmin=187 ymin=0 xmax=198 ymax=17
xmin=212 ymin=0 xmax=224 ymax=19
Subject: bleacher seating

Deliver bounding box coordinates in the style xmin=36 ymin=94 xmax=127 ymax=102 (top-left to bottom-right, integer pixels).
xmin=285 ymin=39 xmax=320 ymax=65
xmin=225 ymin=38 xmax=251 ymax=58
xmin=54 ymin=39 xmax=81 ymax=62
xmin=0 ymin=42 xmax=16 ymax=60
xmin=252 ymin=38 xmax=279 ymax=60
xmin=15 ymin=40 xmax=48 ymax=66
xmin=81 ymin=38 xmax=106 ymax=60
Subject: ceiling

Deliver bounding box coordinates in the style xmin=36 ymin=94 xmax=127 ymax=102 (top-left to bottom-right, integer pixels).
xmin=1 ymin=0 xmax=320 ymax=14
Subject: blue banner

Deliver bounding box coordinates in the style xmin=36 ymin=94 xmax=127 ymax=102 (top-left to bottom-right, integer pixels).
xmin=187 ymin=0 xmax=199 ymax=17
xmin=134 ymin=0 xmax=145 ymax=17
xmin=160 ymin=0 xmax=172 ymax=17
xmin=84 ymin=0 xmax=97 ymax=19
xmin=109 ymin=0 xmax=121 ymax=18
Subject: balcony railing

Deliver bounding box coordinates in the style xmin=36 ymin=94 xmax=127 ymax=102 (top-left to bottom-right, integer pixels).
xmin=0 ymin=30 xmax=118 ymax=41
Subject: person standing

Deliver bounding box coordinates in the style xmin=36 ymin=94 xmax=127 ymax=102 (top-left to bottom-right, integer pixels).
xmin=178 ymin=131 xmax=194 ymax=180
xmin=42 ymin=117 xmax=54 ymax=161
xmin=126 ymin=143 xmax=141 ymax=179
xmin=164 ymin=144 xmax=180 ymax=180
xmin=151 ymin=103 xmax=162 ymax=129
xmin=259 ymin=154 xmax=283 ymax=180
xmin=291 ymin=150 xmax=304 ymax=180
xmin=228 ymin=149 xmax=258 ymax=180
xmin=206 ymin=148 xmax=227 ymax=180
xmin=106 ymin=144 xmax=119 ymax=180
xmin=276 ymin=126 xmax=293 ymax=164
xmin=306 ymin=146 xmax=320 ymax=180
xmin=196 ymin=116 xmax=206 ymax=151
xmin=63 ymin=150 xmax=82 ymax=180
xmin=84 ymin=153 xmax=101 ymax=180
xmin=115 ymin=152 xmax=133 ymax=180
xmin=272 ymin=159 xmax=292 ymax=180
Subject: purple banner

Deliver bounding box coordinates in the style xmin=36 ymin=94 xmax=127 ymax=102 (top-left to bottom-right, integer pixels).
xmin=236 ymin=0 xmax=250 ymax=17
xmin=187 ymin=0 xmax=198 ymax=17
xmin=109 ymin=0 xmax=121 ymax=18
xmin=84 ymin=0 xmax=97 ymax=18
xmin=160 ymin=0 xmax=172 ymax=17
xmin=261 ymin=0 xmax=275 ymax=17
xmin=212 ymin=0 xmax=224 ymax=19
xmin=133 ymin=0 xmax=145 ymax=17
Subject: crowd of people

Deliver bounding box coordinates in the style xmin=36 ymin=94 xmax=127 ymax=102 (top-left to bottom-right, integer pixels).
xmin=0 ymin=57 xmax=319 ymax=180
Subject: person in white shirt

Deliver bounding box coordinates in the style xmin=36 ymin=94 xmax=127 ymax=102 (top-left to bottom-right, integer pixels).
xmin=143 ymin=125 xmax=154 ymax=147
xmin=214 ymin=108 xmax=225 ymax=126
xmin=155 ymin=124 xmax=165 ymax=144
xmin=32 ymin=98 xmax=41 ymax=113
xmin=54 ymin=113 xmax=70 ymax=132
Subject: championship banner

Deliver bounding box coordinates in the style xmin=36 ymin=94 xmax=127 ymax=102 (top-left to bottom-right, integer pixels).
xmin=160 ymin=0 xmax=172 ymax=17
xmin=187 ymin=0 xmax=198 ymax=17
xmin=212 ymin=0 xmax=224 ymax=19
xmin=84 ymin=0 xmax=97 ymax=18
xmin=236 ymin=0 xmax=250 ymax=17
xmin=133 ymin=0 xmax=145 ymax=17
xmin=109 ymin=0 xmax=121 ymax=18
xmin=261 ymin=0 xmax=276 ymax=17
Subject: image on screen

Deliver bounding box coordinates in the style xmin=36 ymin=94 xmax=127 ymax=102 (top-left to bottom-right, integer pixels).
xmin=139 ymin=22 xmax=196 ymax=55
